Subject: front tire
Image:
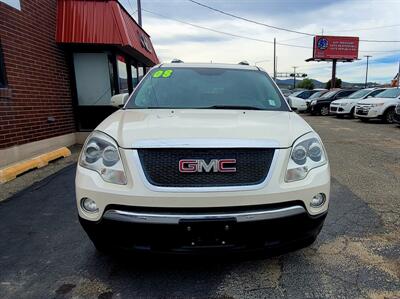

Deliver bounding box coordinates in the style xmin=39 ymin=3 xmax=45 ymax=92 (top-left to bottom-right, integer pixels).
xmin=320 ymin=105 xmax=329 ymax=116
xmin=349 ymin=107 xmax=355 ymax=119
xmin=383 ymin=108 xmax=395 ymax=124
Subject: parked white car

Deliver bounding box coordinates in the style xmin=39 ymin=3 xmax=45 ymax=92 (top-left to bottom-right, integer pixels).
xmin=330 ymin=88 xmax=386 ymax=118
xmin=288 ymin=90 xmax=324 ymax=112
xmin=355 ymin=88 xmax=400 ymax=123
xmin=75 ymin=63 xmax=330 ymax=254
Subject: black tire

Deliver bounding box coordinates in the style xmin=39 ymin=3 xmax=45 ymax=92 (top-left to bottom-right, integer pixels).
xmin=320 ymin=105 xmax=329 ymax=116
xmin=383 ymin=107 xmax=395 ymax=124
xmin=349 ymin=107 xmax=355 ymax=119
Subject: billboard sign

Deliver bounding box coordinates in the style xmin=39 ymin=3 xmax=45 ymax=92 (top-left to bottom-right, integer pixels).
xmin=313 ymin=35 xmax=359 ymax=60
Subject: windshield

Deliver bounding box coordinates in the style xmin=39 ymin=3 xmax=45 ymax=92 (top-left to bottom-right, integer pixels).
xmin=290 ymin=91 xmax=303 ymax=97
xmin=126 ymin=67 xmax=289 ymax=111
xmin=309 ymin=91 xmax=326 ymax=99
xmin=321 ymin=90 xmax=338 ymax=98
xmin=376 ymin=88 xmax=400 ymax=98
xmin=348 ymin=89 xmax=372 ymax=99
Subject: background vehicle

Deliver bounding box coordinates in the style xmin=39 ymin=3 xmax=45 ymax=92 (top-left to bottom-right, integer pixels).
xmin=355 ymin=88 xmax=400 ymax=123
xmin=330 ymin=88 xmax=387 ymax=118
xmin=306 ymin=90 xmax=329 ymax=112
xmin=288 ymin=89 xmax=323 ymax=112
xmin=76 ymin=63 xmax=330 ymax=254
xmin=310 ymin=89 xmax=358 ymax=116
xmin=280 ymin=88 xmax=293 ymax=97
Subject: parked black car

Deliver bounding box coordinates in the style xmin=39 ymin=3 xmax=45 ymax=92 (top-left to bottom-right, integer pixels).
xmin=310 ymin=89 xmax=358 ymax=116
xmin=394 ymin=103 xmax=400 ymax=124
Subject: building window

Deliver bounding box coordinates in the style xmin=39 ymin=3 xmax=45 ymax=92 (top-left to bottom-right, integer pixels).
xmin=131 ymin=64 xmax=138 ymax=88
xmin=0 ymin=45 xmax=7 ymax=88
xmin=117 ymin=55 xmax=129 ymax=93
xmin=138 ymin=66 xmax=145 ymax=82
xmin=73 ymin=52 xmax=113 ymax=106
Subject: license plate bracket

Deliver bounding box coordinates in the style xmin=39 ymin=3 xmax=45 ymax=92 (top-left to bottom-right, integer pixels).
xmin=179 ymin=218 xmax=237 ymax=246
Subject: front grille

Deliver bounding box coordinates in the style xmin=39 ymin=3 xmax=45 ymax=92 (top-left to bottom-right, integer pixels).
xmin=138 ymin=148 xmax=275 ymax=187
xmin=395 ymin=105 xmax=400 ymax=114
xmin=330 ymin=107 xmax=337 ymax=112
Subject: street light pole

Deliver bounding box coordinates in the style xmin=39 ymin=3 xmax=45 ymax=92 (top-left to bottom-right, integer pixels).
xmin=292 ymin=66 xmax=297 ymax=89
xmin=273 ymin=38 xmax=276 ymax=81
xmin=137 ymin=0 xmax=142 ymax=26
xmin=364 ymin=55 xmax=372 ymax=88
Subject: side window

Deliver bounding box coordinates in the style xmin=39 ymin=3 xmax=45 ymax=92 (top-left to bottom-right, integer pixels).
xmin=368 ymin=90 xmax=382 ymax=97
xmin=117 ymin=55 xmax=128 ymax=93
xmin=0 ymin=44 xmax=7 ymax=88
xmin=337 ymin=91 xmax=351 ymax=99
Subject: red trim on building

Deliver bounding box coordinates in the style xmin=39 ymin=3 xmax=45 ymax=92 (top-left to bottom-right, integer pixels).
xmin=56 ymin=0 xmax=159 ymax=65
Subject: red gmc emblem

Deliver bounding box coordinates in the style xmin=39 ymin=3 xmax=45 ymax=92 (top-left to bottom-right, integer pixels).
xmin=179 ymin=159 xmax=237 ymax=173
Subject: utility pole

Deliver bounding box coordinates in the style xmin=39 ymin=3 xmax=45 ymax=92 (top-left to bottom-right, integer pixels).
xmin=137 ymin=0 xmax=142 ymax=26
xmin=331 ymin=59 xmax=337 ymax=89
xmin=364 ymin=55 xmax=372 ymax=88
xmin=273 ymin=38 xmax=276 ymax=81
xmin=292 ymin=66 xmax=297 ymax=89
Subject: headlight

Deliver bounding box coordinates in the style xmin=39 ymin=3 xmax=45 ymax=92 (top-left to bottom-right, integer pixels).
xmin=285 ymin=132 xmax=327 ymax=182
xmin=371 ymin=103 xmax=384 ymax=107
xmin=79 ymin=131 xmax=127 ymax=185
xmin=311 ymin=100 xmax=317 ymax=105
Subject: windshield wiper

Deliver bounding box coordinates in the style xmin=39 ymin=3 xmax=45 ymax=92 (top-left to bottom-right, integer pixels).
xmin=200 ymin=105 xmax=265 ymax=110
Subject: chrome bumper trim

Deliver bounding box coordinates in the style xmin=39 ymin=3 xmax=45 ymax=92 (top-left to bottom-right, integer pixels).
xmin=102 ymin=205 xmax=306 ymax=224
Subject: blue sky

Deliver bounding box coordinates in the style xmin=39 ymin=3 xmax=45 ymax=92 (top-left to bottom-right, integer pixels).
xmin=121 ymin=0 xmax=400 ymax=83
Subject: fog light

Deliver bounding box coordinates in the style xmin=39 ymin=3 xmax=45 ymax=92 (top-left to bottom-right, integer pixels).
xmin=81 ymin=197 xmax=98 ymax=213
xmin=311 ymin=193 xmax=326 ymax=208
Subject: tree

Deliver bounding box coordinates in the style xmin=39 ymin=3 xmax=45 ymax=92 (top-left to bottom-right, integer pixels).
xmin=325 ymin=78 xmax=342 ymax=89
xmin=297 ymin=78 xmax=314 ymax=90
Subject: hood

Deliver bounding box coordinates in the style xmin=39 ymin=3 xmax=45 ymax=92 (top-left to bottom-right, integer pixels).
xmin=96 ymin=109 xmax=313 ymax=149
xmin=359 ymin=97 xmax=399 ymax=105
xmin=331 ymin=98 xmax=354 ymax=104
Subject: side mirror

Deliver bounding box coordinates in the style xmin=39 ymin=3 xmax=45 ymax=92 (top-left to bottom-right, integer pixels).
xmin=111 ymin=93 xmax=129 ymax=108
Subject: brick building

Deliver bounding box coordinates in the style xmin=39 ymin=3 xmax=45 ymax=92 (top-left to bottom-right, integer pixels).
xmin=0 ymin=0 xmax=158 ymax=167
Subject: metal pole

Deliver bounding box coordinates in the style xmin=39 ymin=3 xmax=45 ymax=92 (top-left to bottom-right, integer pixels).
xmin=293 ymin=66 xmax=297 ymax=89
xmin=331 ymin=59 xmax=337 ymax=89
xmin=273 ymin=38 xmax=276 ymax=81
xmin=364 ymin=55 xmax=371 ymax=88
xmin=137 ymin=0 xmax=142 ymax=26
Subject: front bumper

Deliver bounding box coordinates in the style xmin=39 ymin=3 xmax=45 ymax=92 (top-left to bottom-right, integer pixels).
xmin=79 ymin=203 xmax=327 ymax=254
xmin=330 ymin=105 xmax=351 ymax=115
xmin=76 ymin=147 xmax=330 ymax=253
xmin=355 ymin=106 xmax=382 ymax=119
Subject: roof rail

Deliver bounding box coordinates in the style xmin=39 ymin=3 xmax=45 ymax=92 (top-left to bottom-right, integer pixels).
xmin=171 ymin=58 xmax=184 ymax=63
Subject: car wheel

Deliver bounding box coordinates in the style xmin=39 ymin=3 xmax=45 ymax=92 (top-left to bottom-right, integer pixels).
xmin=383 ymin=108 xmax=395 ymax=124
xmin=349 ymin=107 xmax=355 ymax=119
xmin=320 ymin=106 xmax=329 ymax=116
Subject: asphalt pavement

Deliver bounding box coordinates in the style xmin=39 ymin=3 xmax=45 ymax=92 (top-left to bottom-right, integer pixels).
xmin=0 ymin=115 xmax=399 ymax=299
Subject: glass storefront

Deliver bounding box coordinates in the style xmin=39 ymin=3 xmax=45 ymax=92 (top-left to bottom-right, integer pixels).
xmin=72 ymin=51 xmax=150 ymax=130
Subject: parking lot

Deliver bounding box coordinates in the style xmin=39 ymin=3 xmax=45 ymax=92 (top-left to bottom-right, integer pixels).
xmin=0 ymin=115 xmax=399 ymax=299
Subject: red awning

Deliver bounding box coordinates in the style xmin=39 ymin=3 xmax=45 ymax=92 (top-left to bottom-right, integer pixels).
xmin=56 ymin=0 xmax=159 ymax=65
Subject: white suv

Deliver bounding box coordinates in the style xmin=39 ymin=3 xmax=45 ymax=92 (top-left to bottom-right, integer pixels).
xmin=76 ymin=63 xmax=330 ymax=254
xmin=355 ymin=88 xmax=400 ymax=123
xmin=330 ymin=88 xmax=386 ymax=118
